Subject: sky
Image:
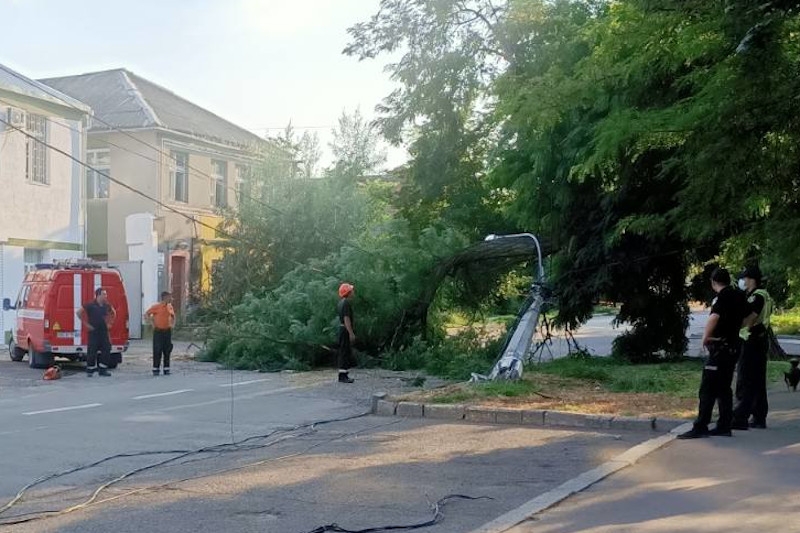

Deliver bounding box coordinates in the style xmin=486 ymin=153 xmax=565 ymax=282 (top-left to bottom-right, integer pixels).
xmin=0 ymin=0 xmax=406 ymax=170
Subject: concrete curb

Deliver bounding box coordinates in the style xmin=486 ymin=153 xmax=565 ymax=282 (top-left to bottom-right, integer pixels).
xmin=467 ymin=421 xmax=693 ymax=533
xmin=371 ymin=394 xmax=687 ymax=433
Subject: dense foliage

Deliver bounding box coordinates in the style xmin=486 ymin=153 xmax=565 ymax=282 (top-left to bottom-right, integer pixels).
xmin=204 ymin=0 xmax=800 ymax=371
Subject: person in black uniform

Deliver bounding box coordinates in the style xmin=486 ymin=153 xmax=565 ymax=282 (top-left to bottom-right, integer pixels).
xmin=76 ymin=288 xmax=116 ymax=377
xmin=732 ymin=266 xmax=772 ymax=429
xmin=337 ymin=283 xmax=356 ymax=384
xmin=679 ymin=268 xmax=746 ymax=439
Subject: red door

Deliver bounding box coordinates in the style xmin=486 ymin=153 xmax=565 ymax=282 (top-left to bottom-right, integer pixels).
xmin=170 ymin=255 xmax=186 ymax=316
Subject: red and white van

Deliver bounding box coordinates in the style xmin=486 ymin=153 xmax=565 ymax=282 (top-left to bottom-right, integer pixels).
xmin=3 ymin=261 xmax=130 ymax=369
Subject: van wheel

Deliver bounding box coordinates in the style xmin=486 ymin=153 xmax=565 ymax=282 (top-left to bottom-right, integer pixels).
xmin=105 ymin=352 xmax=122 ymax=369
xmin=29 ymin=346 xmax=54 ymax=369
xmin=9 ymin=339 xmax=25 ymax=362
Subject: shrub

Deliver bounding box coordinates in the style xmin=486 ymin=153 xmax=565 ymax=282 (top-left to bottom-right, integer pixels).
xmin=202 ymin=220 xmax=469 ymax=371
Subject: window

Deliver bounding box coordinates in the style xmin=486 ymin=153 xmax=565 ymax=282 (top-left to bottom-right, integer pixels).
xmin=26 ymin=113 xmax=48 ymax=184
xmin=86 ymin=149 xmax=110 ymax=199
xmin=211 ymin=160 xmax=227 ymax=208
xmin=23 ymin=248 xmax=45 ymax=274
xmin=170 ymin=151 xmax=189 ymax=202
xmin=16 ymin=285 xmax=30 ymax=309
xmin=235 ymin=164 xmax=249 ymax=203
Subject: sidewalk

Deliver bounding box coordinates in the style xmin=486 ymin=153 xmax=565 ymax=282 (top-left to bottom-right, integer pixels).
xmin=506 ymin=384 xmax=800 ymax=533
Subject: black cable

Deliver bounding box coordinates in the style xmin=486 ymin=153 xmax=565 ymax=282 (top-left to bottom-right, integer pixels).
xmin=0 ymin=67 xmax=378 ymax=259
xmin=301 ymin=495 xmax=494 ymax=533
xmin=0 ymin=411 xmax=372 ymax=525
xmin=0 ymin=113 xmax=339 ymax=279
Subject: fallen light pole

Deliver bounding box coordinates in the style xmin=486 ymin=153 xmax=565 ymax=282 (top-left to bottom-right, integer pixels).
xmin=472 ymin=233 xmax=546 ymax=382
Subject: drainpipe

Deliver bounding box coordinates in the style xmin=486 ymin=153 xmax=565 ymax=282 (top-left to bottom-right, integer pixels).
xmin=81 ymin=117 xmax=89 ymax=258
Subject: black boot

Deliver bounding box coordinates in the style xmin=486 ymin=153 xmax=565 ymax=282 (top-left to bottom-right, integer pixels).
xmin=338 ymin=372 xmax=354 ymax=384
xmin=677 ymin=426 xmax=710 ymax=440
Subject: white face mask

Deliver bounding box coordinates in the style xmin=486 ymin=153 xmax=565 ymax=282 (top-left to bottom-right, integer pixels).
xmin=738 ymin=278 xmax=747 ymax=291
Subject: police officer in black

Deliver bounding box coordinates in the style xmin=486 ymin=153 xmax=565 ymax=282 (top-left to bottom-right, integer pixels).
xmin=732 ymin=266 xmax=772 ymax=430
xmin=77 ymin=288 xmax=116 ymax=377
xmin=679 ymin=267 xmax=746 ymax=439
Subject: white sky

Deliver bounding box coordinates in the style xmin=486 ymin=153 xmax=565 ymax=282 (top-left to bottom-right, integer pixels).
xmin=1 ymin=0 xmax=407 ymax=170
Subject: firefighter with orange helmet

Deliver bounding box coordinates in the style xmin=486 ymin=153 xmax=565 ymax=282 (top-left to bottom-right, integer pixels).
xmin=337 ymin=283 xmax=356 ymax=383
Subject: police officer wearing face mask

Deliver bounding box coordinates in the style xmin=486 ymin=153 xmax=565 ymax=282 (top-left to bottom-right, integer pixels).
xmin=732 ymin=265 xmax=773 ymax=430
xmin=679 ymin=267 xmax=746 ymax=439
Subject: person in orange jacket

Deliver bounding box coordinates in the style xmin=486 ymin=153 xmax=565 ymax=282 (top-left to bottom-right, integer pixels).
xmin=145 ymin=291 xmax=175 ymax=376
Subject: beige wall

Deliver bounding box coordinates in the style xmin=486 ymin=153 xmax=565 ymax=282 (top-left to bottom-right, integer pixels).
xmin=87 ymin=129 xmax=253 ymax=261
xmin=87 ymin=130 xmax=160 ymax=260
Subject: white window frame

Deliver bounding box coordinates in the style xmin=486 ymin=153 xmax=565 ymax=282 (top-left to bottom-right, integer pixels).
xmin=86 ymin=149 xmax=111 ymax=199
xmin=235 ymin=164 xmax=249 ymax=203
xmin=170 ymin=151 xmax=189 ymax=203
xmin=23 ymin=248 xmax=45 ymax=274
xmin=211 ymin=160 xmax=227 ymax=208
xmin=25 ymin=113 xmax=48 ymax=185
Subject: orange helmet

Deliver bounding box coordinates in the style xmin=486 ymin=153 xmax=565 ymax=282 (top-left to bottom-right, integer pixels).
xmin=338 ymin=283 xmax=354 ymax=298
xmin=43 ymin=366 xmax=62 ymax=381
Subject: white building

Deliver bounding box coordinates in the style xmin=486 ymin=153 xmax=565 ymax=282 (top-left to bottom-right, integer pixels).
xmin=0 ymin=63 xmax=91 ymax=345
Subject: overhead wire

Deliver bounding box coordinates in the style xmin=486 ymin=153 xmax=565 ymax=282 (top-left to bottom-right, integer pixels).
xmin=0 ymin=411 xmax=377 ymax=526
xmin=0 ymin=65 xmax=378 ymax=258
xmin=0 ymin=113 xmax=338 ymax=279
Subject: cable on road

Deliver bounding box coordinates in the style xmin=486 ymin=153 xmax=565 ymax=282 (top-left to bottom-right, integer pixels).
xmin=301 ymin=494 xmax=494 ymax=533
xmin=0 ymin=411 xmax=374 ymax=526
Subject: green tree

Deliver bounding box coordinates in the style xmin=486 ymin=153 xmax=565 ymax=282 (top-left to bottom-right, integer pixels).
xmin=349 ymin=0 xmax=800 ymax=360
xmin=328 ymin=107 xmax=386 ymax=178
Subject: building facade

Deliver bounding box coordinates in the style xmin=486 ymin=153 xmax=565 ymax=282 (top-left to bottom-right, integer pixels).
xmin=0 ymin=63 xmax=90 ymax=344
xmin=43 ymin=69 xmax=269 ymax=316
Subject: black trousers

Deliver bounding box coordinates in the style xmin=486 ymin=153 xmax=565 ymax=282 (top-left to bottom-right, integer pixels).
xmin=694 ymin=341 xmax=739 ymax=431
xmin=337 ymin=327 xmax=353 ymax=371
xmin=733 ymin=333 xmax=769 ymax=425
xmin=153 ymin=329 xmax=173 ymax=370
xmin=87 ymin=330 xmax=111 ymax=370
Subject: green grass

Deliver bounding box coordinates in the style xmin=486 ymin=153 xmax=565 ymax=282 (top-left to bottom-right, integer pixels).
xmin=772 ymin=309 xmax=800 ymax=335
xmin=432 ymin=380 xmax=540 ymax=404
xmin=532 ymin=356 xmax=790 ymax=397
xmin=592 ymin=304 xmax=619 ymax=316
xmin=532 ymin=357 xmax=703 ymax=397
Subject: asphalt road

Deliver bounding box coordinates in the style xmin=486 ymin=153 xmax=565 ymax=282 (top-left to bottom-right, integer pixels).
xmin=0 ymin=342 xmax=650 ymax=533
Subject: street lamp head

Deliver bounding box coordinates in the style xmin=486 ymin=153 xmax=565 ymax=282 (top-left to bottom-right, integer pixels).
xmin=484 ymin=234 xmax=498 ymax=242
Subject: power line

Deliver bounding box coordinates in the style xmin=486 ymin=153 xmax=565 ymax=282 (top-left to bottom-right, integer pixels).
xmin=0 ymin=64 xmax=376 ymax=257
xmin=0 ymin=114 xmax=336 ymax=278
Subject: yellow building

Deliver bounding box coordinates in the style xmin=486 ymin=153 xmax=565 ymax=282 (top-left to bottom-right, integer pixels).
xmin=43 ymin=69 xmax=272 ymax=314
xmin=197 ymin=214 xmax=227 ymax=294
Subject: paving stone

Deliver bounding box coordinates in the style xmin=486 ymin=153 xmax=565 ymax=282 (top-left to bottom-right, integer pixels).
xmin=522 ymin=409 xmax=546 ymax=426
xmin=375 ymin=399 xmax=397 ymax=417
xmin=465 ymin=407 xmax=496 ymax=424
xmin=495 ymin=409 xmax=523 ymax=425
xmin=653 ymin=417 xmax=687 ymax=432
xmin=611 ymin=416 xmax=656 ymax=431
xmin=371 ymin=393 xmax=388 ymax=414
xmin=545 ymin=411 xmax=613 ymax=429
xmin=396 ymin=402 xmax=424 ymax=418
xmin=424 ymin=404 xmax=466 ymax=420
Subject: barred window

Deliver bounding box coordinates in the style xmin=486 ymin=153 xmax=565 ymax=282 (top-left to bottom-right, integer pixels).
xmin=86 ymin=149 xmax=110 ymax=199
xmin=26 ymin=114 xmax=48 ymax=184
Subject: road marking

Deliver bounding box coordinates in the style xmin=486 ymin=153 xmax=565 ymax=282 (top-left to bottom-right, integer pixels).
xmin=23 ymin=403 xmax=102 ymax=416
xmin=133 ymin=389 xmax=194 ymax=400
xmin=0 ymin=426 xmax=49 ymax=436
xmin=154 ymin=385 xmax=308 ymax=413
xmin=218 ymin=378 xmax=273 ymax=388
